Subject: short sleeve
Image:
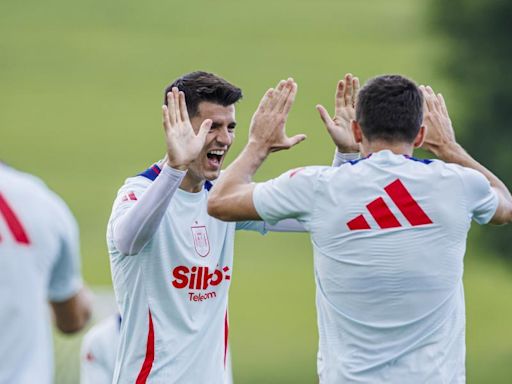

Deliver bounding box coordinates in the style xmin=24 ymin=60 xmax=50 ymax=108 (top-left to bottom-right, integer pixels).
xmin=459 ymin=167 xmax=499 ymax=224
xmin=48 ymin=199 xmax=83 ymax=302
xmin=252 ymin=166 xmax=321 ymax=228
xmin=235 ymin=220 xmax=268 ymax=234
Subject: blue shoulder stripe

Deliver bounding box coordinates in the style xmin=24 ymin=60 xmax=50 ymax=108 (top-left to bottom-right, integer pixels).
xmin=403 ymin=155 xmax=433 ymax=164
xmin=138 ymin=164 xmax=162 ymax=181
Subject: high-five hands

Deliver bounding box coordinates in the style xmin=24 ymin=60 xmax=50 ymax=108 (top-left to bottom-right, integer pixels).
xmin=419 ymin=85 xmax=456 ymax=157
xmin=249 ymin=78 xmax=306 ymax=153
xmin=316 ymin=73 xmax=360 ymax=153
xmin=162 ymin=87 xmax=213 ymax=170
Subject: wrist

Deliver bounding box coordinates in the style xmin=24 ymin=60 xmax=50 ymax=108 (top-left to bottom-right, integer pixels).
xmin=166 ymin=160 xmax=189 ymax=171
xmin=246 ymin=140 xmax=272 ymax=160
xmin=434 ymin=142 xmax=465 ymax=162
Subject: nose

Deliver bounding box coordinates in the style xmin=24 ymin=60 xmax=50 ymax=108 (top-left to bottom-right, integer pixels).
xmin=216 ymin=127 xmax=233 ymax=147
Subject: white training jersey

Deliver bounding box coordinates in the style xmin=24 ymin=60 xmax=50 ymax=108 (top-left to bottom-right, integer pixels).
xmin=253 ymin=150 xmax=498 ymax=384
xmin=0 ymin=164 xmax=83 ymax=384
xmin=80 ymin=314 xmax=121 ymax=384
xmin=107 ymin=164 xmax=265 ymax=384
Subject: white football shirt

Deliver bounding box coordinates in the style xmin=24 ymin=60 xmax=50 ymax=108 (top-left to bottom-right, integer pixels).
xmin=107 ymin=164 xmax=265 ymax=384
xmin=0 ymin=164 xmax=83 ymax=384
xmin=253 ymin=150 xmax=498 ymax=383
xmin=80 ymin=314 xmax=121 ymax=384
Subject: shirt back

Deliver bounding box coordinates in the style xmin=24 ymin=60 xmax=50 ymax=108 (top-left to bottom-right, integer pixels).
xmin=0 ymin=164 xmax=82 ymax=384
xmin=253 ymin=150 xmax=498 ymax=383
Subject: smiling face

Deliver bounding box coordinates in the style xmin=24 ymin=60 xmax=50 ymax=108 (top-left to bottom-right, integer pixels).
xmin=183 ymin=101 xmax=236 ymax=191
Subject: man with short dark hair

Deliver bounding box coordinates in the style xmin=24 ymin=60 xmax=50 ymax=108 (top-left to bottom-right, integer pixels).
xmin=107 ymin=71 xmax=305 ymax=383
xmin=207 ymin=74 xmax=512 ymax=383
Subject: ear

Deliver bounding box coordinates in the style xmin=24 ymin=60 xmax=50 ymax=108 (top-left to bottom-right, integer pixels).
xmin=413 ymin=125 xmax=426 ymax=148
xmin=352 ymin=120 xmax=363 ymax=143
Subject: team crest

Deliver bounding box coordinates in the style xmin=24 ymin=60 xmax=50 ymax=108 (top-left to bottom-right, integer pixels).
xmin=191 ymin=226 xmax=210 ymax=257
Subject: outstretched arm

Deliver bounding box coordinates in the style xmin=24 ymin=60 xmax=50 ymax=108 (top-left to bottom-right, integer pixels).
xmin=420 ymin=85 xmax=512 ymax=225
xmin=208 ymin=79 xmax=305 ymax=222
xmin=112 ymin=88 xmax=212 ymax=255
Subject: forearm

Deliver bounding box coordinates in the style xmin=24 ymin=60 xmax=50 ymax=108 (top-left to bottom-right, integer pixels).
xmin=208 ymin=141 xmax=268 ymax=221
xmin=113 ymin=165 xmax=186 ymax=255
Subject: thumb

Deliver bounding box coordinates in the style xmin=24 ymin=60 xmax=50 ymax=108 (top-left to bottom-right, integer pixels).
xmin=197 ymin=119 xmax=212 ymax=141
xmin=287 ymin=134 xmax=307 ymax=148
xmin=316 ymin=105 xmax=334 ymax=131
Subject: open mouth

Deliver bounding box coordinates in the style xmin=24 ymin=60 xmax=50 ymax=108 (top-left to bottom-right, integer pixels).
xmin=206 ymin=150 xmax=225 ymax=169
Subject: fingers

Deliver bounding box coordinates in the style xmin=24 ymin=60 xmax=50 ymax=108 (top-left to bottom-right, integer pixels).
xmin=282 ymin=81 xmax=297 ymax=114
xmin=438 ymin=93 xmax=449 ymax=116
xmin=335 ymin=80 xmax=345 ymax=112
xmin=173 ymin=88 xmax=182 ymax=122
xmin=257 ymin=88 xmax=274 ymax=112
xmin=344 ymin=73 xmax=353 ymax=106
xmin=162 ymin=105 xmax=171 ymax=130
xmin=273 ymin=78 xmax=294 ymax=112
xmin=197 ymin=119 xmax=213 ymax=141
xmin=352 ymin=76 xmax=360 ymax=106
xmin=166 ymin=90 xmax=177 ymax=126
xmin=179 ymin=90 xmax=190 ymax=123
xmin=316 ymin=104 xmax=335 ymax=131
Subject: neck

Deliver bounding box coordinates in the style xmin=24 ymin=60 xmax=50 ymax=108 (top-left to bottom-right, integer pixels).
xmin=360 ymin=140 xmax=415 ymax=157
xmin=179 ymin=174 xmax=205 ymax=193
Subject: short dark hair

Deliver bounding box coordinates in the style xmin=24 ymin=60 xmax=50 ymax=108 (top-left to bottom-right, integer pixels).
xmin=356 ymin=75 xmax=423 ymax=143
xmin=163 ymin=71 xmax=243 ymax=117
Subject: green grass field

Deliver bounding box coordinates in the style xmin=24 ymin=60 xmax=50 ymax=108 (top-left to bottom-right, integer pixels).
xmin=2 ymin=0 xmax=511 ymax=382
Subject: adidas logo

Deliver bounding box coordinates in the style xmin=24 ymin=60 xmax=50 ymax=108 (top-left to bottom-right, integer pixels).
xmin=347 ymin=179 xmax=433 ymax=230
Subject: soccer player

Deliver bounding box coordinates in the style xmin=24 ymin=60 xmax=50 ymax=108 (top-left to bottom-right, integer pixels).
xmin=80 ymin=313 xmax=121 ymax=384
xmin=107 ymin=72 xmax=306 ymax=383
xmin=0 ymin=163 xmax=91 ymax=384
xmin=207 ymin=75 xmax=512 ymax=383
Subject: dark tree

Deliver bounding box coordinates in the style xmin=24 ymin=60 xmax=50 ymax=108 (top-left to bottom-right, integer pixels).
xmin=431 ymin=0 xmax=512 ymax=257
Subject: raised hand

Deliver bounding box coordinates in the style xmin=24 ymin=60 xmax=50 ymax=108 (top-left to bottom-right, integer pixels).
xmin=162 ymin=87 xmax=212 ymax=170
xmin=316 ymin=73 xmax=360 ymax=153
xmin=248 ymin=78 xmax=306 ymax=153
xmin=419 ymin=85 xmax=456 ymax=157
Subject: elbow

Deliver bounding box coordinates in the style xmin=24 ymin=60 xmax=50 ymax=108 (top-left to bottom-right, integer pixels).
xmin=53 ymin=288 xmax=92 ymax=334
xmin=56 ymin=313 xmax=90 ymax=334
xmin=207 ymin=195 xmax=230 ymax=221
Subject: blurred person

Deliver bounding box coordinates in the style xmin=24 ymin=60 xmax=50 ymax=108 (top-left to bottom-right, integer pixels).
xmin=0 ymin=163 xmax=91 ymax=384
xmin=207 ymin=75 xmax=512 ymax=383
xmin=107 ymin=71 xmax=311 ymax=384
xmin=80 ymin=313 xmax=121 ymax=384
xmin=79 ymin=313 xmax=234 ymax=384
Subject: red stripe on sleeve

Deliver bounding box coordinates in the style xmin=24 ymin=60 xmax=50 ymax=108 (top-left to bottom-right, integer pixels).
xmin=366 ymin=197 xmax=401 ymax=229
xmin=384 ymin=179 xmax=433 ymax=226
xmin=0 ymin=193 xmax=30 ymax=245
xmin=136 ymin=310 xmax=155 ymax=384
xmin=347 ymin=214 xmax=371 ymax=230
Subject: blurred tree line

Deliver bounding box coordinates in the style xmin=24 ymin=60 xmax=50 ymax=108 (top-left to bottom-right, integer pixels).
xmin=431 ymin=0 xmax=512 ymax=258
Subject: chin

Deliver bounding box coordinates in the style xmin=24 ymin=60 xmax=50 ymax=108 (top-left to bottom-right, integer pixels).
xmin=204 ymin=170 xmax=221 ymax=181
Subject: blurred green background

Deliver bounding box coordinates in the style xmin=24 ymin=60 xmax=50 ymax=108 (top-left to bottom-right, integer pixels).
xmin=1 ymin=0 xmax=511 ymax=383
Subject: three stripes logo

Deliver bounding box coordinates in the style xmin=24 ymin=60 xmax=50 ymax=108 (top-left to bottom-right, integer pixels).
xmin=347 ymin=179 xmax=433 ymax=230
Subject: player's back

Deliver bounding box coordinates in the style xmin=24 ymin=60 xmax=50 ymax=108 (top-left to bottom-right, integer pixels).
xmin=309 ymin=150 xmax=496 ymax=383
xmin=0 ymin=164 xmax=78 ymax=384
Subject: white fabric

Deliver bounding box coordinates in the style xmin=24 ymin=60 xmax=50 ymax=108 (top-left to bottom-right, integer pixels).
xmin=0 ymin=164 xmax=82 ymax=384
xmin=108 ymin=166 xmax=269 ymax=384
xmin=113 ymin=165 xmax=186 ymax=255
xmin=332 ymin=149 xmax=361 ymax=167
xmin=80 ymin=314 xmax=121 ymax=384
xmin=253 ymin=150 xmax=498 ymax=384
